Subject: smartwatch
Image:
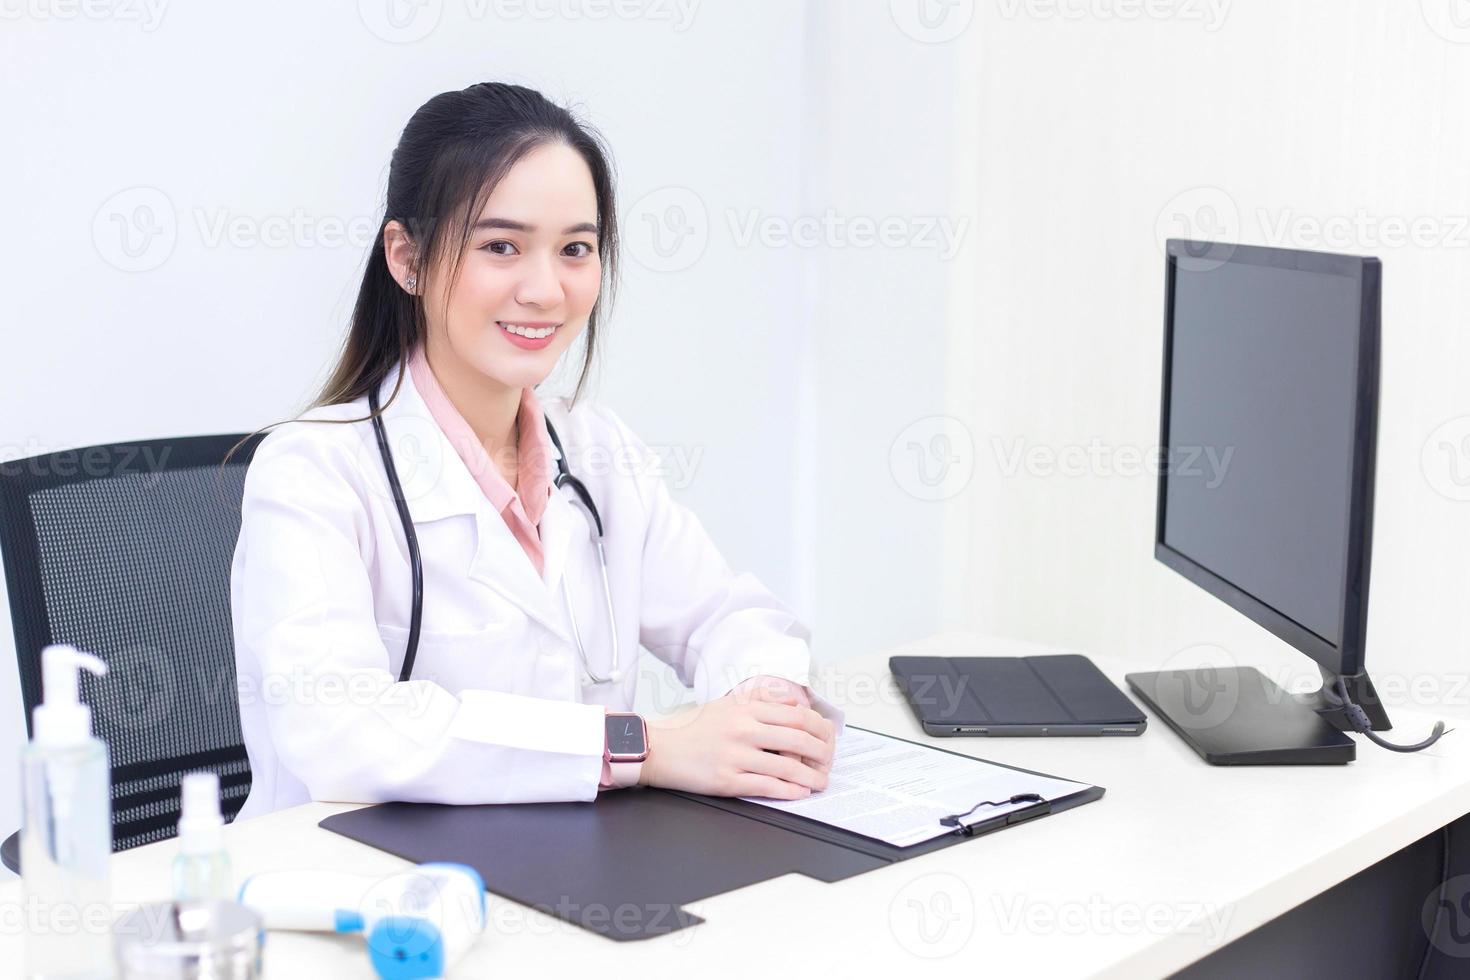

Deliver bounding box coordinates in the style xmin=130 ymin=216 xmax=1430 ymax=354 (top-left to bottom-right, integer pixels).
xmin=603 ymin=711 xmax=648 ymax=788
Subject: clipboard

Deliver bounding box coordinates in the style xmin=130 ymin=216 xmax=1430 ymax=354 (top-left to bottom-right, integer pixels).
xmin=319 ymin=725 xmax=1105 ymax=940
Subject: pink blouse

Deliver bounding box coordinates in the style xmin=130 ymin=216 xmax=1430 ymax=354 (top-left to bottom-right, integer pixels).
xmin=408 ymin=344 xmax=555 ymax=578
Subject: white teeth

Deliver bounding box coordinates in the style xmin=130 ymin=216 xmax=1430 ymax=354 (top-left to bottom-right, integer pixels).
xmin=500 ymin=322 xmax=557 ymax=339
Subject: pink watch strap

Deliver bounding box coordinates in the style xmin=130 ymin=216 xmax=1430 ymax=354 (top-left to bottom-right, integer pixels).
xmin=600 ymin=711 xmax=644 ymax=790
xmin=604 ymin=758 xmax=641 ymax=789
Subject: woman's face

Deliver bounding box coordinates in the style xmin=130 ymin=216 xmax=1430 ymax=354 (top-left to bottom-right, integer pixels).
xmin=407 ymin=141 xmax=603 ymax=392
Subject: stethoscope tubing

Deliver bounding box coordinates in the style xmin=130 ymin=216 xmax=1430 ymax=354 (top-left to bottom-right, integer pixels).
xmin=369 ymin=383 xmax=620 ymax=686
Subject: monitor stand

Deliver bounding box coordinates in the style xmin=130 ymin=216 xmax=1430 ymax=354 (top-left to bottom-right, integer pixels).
xmin=1126 ymin=666 xmax=1356 ymax=765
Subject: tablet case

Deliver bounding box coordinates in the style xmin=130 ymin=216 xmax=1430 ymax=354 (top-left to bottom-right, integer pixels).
xmin=319 ymin=725 xmax=1105 ymax=940
xmin=890 ymin=654 xmax=1148 ymax=736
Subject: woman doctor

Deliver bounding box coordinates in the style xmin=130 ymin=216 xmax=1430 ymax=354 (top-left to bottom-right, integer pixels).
xmin=229 ymin=82 xmax=842 ymax=820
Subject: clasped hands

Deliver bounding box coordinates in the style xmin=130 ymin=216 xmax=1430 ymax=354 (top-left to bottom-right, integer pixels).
xmin=639 ymin=675 xmax=837 ymax=801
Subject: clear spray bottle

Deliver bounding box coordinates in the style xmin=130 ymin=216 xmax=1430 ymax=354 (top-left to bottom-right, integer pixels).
xmin=172 ymin=771 xmax=232 ymax=902
xmin=20 ymin=644 xmax=112 ymax=980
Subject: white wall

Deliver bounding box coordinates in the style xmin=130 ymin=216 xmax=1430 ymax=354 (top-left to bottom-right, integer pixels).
xmin=956 ymin=0 xmax=1470 ymax=721
xmin=0 ymin=1 xmax=970 ymax=870
xmin=797 ymin=4 xmax=978 ymax=665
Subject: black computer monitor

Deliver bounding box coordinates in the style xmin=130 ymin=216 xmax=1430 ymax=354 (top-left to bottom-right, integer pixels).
xmin=1127 ymin=239 xmax=1386 ymax=765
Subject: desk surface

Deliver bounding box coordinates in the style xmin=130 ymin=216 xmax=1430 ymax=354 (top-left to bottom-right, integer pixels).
xmin=2 ymin=632 xmax=1467 ymax=979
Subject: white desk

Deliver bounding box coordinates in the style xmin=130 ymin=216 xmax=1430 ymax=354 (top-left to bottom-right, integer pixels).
xmin=3 ymin=632 xmax=1467 ymax=979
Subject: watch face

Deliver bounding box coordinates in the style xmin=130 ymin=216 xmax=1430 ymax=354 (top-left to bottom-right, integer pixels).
xmin=605 ymin=714 xmax=646 ymax=756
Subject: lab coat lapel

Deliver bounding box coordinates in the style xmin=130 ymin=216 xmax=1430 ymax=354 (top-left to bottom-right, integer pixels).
xmin=467 ymin=508 xmax=572 ymax=644
xmin=375 ymin=362 xmax=574 ymax=645
xmin=536 ymin=465 xmax=579 ymax=603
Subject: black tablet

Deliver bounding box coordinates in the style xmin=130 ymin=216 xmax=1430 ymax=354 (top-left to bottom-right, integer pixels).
xmin=889 ymin=654 xmax=1147 ymax=737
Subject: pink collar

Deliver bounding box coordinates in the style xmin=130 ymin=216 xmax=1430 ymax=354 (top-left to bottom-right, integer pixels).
xmin=406 ymin=344 xmax=555 ymax=524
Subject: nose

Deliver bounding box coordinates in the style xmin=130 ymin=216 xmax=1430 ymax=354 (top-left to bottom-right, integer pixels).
xmin=515 ymin=252 xmax=565 ymax=310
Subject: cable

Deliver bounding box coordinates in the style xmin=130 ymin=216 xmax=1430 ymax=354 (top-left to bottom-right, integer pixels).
xmin=1416 ymin=822 xmax=1452 ymax=980
xmin=1330 ymin=678 xmax=1451 ymax=753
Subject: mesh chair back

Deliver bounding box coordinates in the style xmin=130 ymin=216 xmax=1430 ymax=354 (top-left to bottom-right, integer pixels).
xmin=0 ymin=433 xmax=264 ymax=852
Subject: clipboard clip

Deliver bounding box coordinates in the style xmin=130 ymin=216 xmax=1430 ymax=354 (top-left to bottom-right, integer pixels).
xmin=939 ymin=793 xmax=1052 ymax=836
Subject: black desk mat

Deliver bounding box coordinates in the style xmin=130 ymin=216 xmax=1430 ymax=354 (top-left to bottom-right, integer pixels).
xmin=320 ymin=727 xmax=1104 ymax=941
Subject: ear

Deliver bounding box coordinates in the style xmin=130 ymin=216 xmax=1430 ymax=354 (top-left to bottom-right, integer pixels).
xmin=382 ymin=220 xmax=419 ymax=293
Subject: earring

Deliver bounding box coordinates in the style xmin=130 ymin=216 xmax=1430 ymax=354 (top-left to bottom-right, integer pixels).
xmin=405 ymin=274 xmax=417 ymax=292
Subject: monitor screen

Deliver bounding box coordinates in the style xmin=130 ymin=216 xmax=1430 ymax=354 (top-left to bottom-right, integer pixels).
xmin=1160 ymin=244 xmax=1374 ymax=660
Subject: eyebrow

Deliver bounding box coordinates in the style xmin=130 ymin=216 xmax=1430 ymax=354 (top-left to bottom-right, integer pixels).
xmin=472 ymin=217 xmax=599 ymax=235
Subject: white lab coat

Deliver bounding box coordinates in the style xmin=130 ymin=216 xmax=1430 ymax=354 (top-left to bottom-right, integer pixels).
xmin=230 ymin=360 xmax=843 ymax=819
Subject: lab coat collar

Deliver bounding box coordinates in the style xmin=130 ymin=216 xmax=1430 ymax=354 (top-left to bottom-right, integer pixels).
xmin=372 ymin=360 xmax=577 ymax=645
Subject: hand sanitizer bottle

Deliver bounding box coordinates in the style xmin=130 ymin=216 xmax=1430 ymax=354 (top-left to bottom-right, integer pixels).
xmin=20 ymin=644 xmax=112 ymax=980
xmin=172 ymin=771 xmax=231 ymax=902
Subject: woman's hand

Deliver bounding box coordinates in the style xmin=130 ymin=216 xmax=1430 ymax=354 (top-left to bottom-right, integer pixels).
xmin=726 ymin=675 xmax=836 ymax=774
xmin=639 ymin=685 xmax=836 ymax=800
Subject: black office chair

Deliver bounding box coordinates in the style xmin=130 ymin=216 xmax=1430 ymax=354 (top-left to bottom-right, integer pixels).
xmin=0 ymin=433 xmax=265 ymax=873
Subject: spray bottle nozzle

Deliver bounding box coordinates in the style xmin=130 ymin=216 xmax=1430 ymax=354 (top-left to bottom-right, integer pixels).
xmin=178 ymin=771 xmax=224 ymax=854
xmin=34 ymin=644 xmax=108 ymax=747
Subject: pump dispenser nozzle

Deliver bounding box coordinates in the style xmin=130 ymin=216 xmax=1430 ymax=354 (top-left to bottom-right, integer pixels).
xmin=33 ymin=644 xmax=107 ymax=747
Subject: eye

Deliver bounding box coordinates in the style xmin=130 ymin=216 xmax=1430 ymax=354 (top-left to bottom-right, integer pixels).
xmin=482 ymin=240 xmax=518 ymax=256
xmin=565 ymin=241 xmax=595 ymax=258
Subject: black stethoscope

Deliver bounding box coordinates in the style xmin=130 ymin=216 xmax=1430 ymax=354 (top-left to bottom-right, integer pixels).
xmin=369 ymin=384 xmax=624 ymax=687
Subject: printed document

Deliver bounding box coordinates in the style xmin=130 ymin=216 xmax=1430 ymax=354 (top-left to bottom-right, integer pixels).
xmin=739 ymin=727 xmax=1091 ymax=847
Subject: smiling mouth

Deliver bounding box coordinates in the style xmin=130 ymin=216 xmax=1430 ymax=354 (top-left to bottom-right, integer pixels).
xmin=497 ymin=321 xmax=561 ymax=339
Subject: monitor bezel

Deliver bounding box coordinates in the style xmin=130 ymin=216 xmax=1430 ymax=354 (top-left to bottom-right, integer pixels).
xmin=1155 ymin=239 xmax=1381 ymax=679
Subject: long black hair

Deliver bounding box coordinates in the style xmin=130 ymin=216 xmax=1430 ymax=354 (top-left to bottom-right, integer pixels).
xmin=224 ymin=81 xmax=620 ymax=469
